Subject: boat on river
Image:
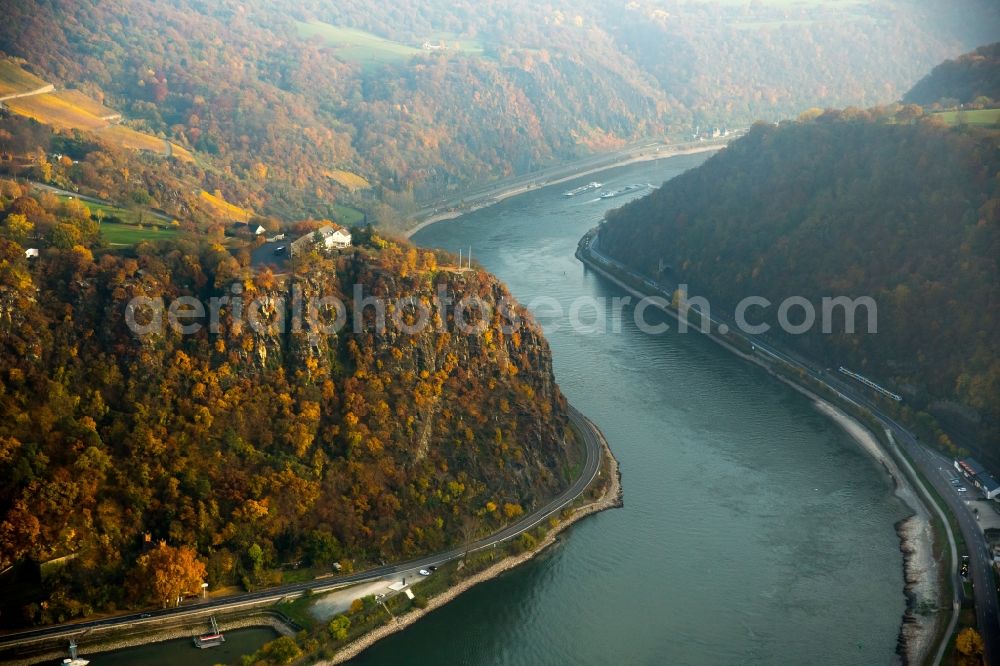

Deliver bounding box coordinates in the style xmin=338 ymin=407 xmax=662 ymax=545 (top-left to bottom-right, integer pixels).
xmin=193 ymin=616 xmax=225 ymax=648
xmin=599 ymin=184 xmax=647 ymax=199
xmin=563 ymin=182 xmax=602 ymax=197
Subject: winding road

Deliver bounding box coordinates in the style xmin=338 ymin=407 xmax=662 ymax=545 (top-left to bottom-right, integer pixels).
xmin=407 ymin=135 xmax=735 ymax=228
xmin=0 ymin=406 xmax=604 ymax=654
xmin=581 ymin=228 xmax=999 ymax=665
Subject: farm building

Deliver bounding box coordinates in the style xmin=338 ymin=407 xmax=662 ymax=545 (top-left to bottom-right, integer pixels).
xmin=234 ymin=221 xmax=266 ymax=235
xmin=290 ymin=224 xmax=352 ymax=256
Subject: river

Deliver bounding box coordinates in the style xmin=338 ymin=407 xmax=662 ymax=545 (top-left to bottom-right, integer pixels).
xmin=352 ymin=153 xmax=910 ymax=664
xmin=82 ymin=627 xmax=278 ymax=665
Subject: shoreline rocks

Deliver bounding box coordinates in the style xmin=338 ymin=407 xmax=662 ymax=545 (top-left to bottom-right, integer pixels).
xmin=318 ymin=424 xmax=623 ymax=665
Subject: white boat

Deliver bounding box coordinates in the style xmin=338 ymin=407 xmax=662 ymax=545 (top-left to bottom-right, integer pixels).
xmin=563 ymin=182 xmax=602 ymax=197
xmin=599 ymin=184 xmax=647 ymax=199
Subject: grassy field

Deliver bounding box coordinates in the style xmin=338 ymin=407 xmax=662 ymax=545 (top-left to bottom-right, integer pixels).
xmin=2 ymin=81 xmax=194 ymax=162
xmin=166 ymin=141 xmax=194 ymax=162
xmin=423 ymin=33 xmax=485 ymax=55
xmin=332 ymin=204 xmax=365 ymax=226
xmin=0 ymin=59 xmax=49 ymax=97
xmin=198 ymin=189 xmax=252 ymax=221
xmin=295 ymin=20 xmax=483 ymax=65
xmin=51 ymin=194 xmax=175 ymax=245
xmin=70 ymin=198 xmax=144 ymax=225
xmin=933 ymin=108 xmax=1000 ymax=126
xmin=94 ymin=125 xmax=165 ymax=153
xmin=94 ymin=125 xmax=194 ymax=162
xmin=101 ymin=221 xmax=178 ymax=245
xmin=295 ymin=21 xmax=421 ymax=64
xmin=5 ymin=93 xmax=110 ymax=131
xmin=325 ymin=169 xmax=371 ymax=190
xmin=51 ymin=90 xmax=118 ymax=119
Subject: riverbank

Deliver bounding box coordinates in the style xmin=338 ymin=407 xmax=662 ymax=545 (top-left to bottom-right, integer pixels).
xmin=814 ymin=402 xmax=940 ymax=665
xmin=9 ymin=614 xmax=290 ymax=666
xmin=404 ymin=143 xmax=725 ymax=239
xmin=6 ymin=410 xmax=616 ymax=665
xmin=319 ymin=420 xmax=623 ymax=665
xmin=575 ymin=238 xmax=944 ymax=664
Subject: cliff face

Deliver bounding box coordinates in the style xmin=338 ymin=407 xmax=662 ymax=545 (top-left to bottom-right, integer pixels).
xmin=0 ymin=233 xmax=571 ymax=624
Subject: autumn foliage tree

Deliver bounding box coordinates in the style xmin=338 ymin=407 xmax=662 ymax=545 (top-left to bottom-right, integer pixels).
xmin=129 ymin=542 xmax=207 ymax=608
xmin=328 ymin=614 xmax=350 ymax=641
xmin=955 ymin=627 xmax=985 ymax=665
xmin=0 ymin=0 xmax=987 ymax=225
xmin=601 ymin=112 xmax=1000 ymax=463
xmin=0 ymin=205 xmax=571 ymax=626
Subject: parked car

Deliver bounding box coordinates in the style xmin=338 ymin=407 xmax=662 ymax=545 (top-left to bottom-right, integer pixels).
xmin=418 ymin=569 xmax=431 ymax=576
xmin=274 ymin=245 xmax=287 ymax=255
xmin=957 ymin=487 xmax=968 ymax=492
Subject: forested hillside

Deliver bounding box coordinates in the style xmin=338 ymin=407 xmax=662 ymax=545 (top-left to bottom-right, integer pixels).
xmin=1 ymin=0 xmax=996 ymax=226
xmin=905 ymin=42 xmax=1000 ymax=106
xmin=0 ymin=181 xmax=573 ymax=625
xmin=600 ymin=113 xmax=1000 ymax=461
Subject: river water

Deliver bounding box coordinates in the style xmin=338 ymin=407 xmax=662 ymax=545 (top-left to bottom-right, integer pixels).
xmin=353 ymin=153 xmax=910 ymax=664
xmin=82 ymin=627 xmax=277 ymax=665
xmin=82 ymin=153 xmax=908 ymax=666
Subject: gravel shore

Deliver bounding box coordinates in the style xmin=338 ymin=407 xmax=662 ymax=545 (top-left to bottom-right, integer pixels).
xmin=577 ymin=248 xmax=945 ymax=664
xmin=815 ymin=401 xmax=940 ymax=665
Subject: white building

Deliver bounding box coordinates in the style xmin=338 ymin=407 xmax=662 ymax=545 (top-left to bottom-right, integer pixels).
xmin=322 ymin=226 xmax=352 ymax=249
xmin=290 ymin=225 xmax=352 ymax=256
xmin=233 ymin=221 xmax=266 ymax=236
xmin=955 ymin=457 xmax=1000 ymax=500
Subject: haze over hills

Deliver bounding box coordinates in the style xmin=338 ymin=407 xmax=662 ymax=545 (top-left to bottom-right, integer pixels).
xmin=599 ymin=49 xmax=1000 ymax=464
xmin=0 ymin=0 xmax=997 ymax=227
xmin=1 ymin=1 xmax=1000 ymax=662
xmin=904 ymin=41 xmax=1000 ymax=106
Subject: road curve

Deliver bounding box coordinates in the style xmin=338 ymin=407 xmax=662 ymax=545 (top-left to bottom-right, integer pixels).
xmin=406 ymin=136 xmax=734 ymax=230
xmin=0 ymin=84 xmax=55 ymax=103
xmin=580 ymin=228 xmax=998 ymax=665
xmin=0 ymin=405 xmax=605 ymax=650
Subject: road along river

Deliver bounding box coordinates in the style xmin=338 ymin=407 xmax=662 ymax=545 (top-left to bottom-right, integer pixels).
xmin=353 ymin=153 xmax=912 ymax=665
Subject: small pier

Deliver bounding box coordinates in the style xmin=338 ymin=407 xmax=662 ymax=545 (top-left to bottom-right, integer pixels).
xmin=61 ymin=638 xmax=89 ymax=665
xmin=193 ymin=616 xmax=225 ymax=648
